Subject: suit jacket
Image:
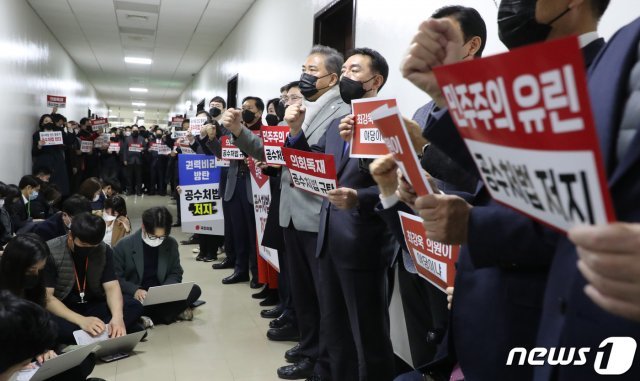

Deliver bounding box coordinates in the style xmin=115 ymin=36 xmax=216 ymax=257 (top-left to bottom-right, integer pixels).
xmin=206 ymin=125 xmax=253 ymax=203
xmin=536 ymin=21 xmax=640 ymax=381
xmin=112 ymin=229 xmax=183 ymax=296
xmin=122 ymin=136 xmax=147 ymax=165
xmin=8 ymin=197 xmax=30 ymax=233
xmin=418 ymin=39 xmax=607 ymax=381
xmin=290 ymin=117 xmax=395 ymax=269
xmin=232 ymin=90 xmax=350 ymax=232
xmin=32 ymin=212 xmax=67 ymax=242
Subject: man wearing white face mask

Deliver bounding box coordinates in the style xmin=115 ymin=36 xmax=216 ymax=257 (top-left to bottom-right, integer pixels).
xmin=113 ymin=207 xmax=202 ymax=325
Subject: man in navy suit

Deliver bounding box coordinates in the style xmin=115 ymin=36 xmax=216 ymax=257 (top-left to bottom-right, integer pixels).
xmin=287 ymin=48 xmax=396 ymax=381
xmin=395 ymin=1 xmax=612 ymax=380
xmin=534 ymin=14 xmax=640 ymax=380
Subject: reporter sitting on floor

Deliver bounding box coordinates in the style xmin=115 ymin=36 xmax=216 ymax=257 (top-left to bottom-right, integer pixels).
xmin=32 ymin=194 xmax=91 ymax=242
xmin=113 ymin=206 xmax=201 ymax=325
xmin=0 ymin=290 xmax=56 ymax=381
xmin=43 ymin=212 xmax=143 ymax=344
xmin=102 ymin=195 xmax=131 ymax=247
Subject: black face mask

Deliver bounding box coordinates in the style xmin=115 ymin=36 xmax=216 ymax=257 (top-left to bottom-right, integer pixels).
xmin=156 ymin=133 xmax=163 ymax=139
xmin=110 ymin=137 xmax=118 ymax=142
xmin=498 ymin=0 xmax=570 ymax=50
xmin=132 ymin=131 xmax=139 ymax=138
xmin=276 ymin=101 xmax=286 ymax=120
xmin=24 ymin=273 xmax=40 ymax=290
xmin=72 ymin=245 xmax=94 ymax=258
xmin=265 ymin=114 xmax=280 ymax=126
xmin=339 ymin=76 xmax=375 ymax=104
xmin=299 ymin=73 xmax=333 ymax=100
xmin=210 ymin=107 xmax=222 ymax=118
xmin=242 ymin=110 xmax=257 ymax=124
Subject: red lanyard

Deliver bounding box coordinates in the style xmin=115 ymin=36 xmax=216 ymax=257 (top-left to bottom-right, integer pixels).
xmin=72 ymin=257 xmax=89 ymax=300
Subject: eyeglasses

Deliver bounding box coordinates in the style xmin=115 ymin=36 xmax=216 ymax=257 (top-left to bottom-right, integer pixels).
xmin=145 ymin=232 xmax=167 ymax=240
xmin=282 ymin=95 xmax=303 ymax=102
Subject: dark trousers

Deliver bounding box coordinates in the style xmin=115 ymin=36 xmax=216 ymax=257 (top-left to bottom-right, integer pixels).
xmin=277 ymin=248 xmax=296 ymax=322
xmin=143 ymin=284 xmax=202 ymax=325
xmin=221 ymin=198 xmax=235 ymax=263
xmin=47 ymin=354 xmax=96 ymax=381
xmin=126 ymin=163 xmax=142 ymax=194
xmin=282 ymin=224 xmax=329 ymax=376
xmin=319 ymin=252 xmax=395 ymax=381
xmin=198 ymin=234 xmax=224 ymax=258
xmin=228 ymin=175 xmax=256 ymax=279
xmin=397 ymin=261 xmax=449 ymax=368
xmin=52 ymin=296 xmax=143 ymax=344
xmin=150 ymin=157 xmax=168 ymax=195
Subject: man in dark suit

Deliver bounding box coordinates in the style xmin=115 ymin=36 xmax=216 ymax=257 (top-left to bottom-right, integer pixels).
xmin=32 ymin=194 xmax=91 ymax=242
xmin=535 ymin=14 xmax=640 ymax=381
xmin=8 ymin=175 xmax=41 ymax=234
xmin=288 ymin=47 xmax=396 ymax=381
xmin=396 ymin=1 xmax=610 ymax=380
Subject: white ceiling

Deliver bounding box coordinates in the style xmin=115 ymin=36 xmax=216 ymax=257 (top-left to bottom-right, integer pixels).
xmin=27 ymin=0 xmax=255 ymax=124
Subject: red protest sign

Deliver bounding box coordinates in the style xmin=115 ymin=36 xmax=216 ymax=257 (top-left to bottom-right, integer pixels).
xmin=433 ymin=37 xmax=615 ymax=232
xmin=47 ymin=95 xmax=66 ymax=108
xmin=220 ymin=136 xmax=244 ymax=160
xmin=399 ymin=211 xmax=459 ymax=293
xmin=282 ymin=147 xmax=337 ymax=198
xmin=90 ymin=118 xmax=109 ymax=131
xmin=371 ymin=105 xmax=435 ymax=196
xmin=261 ymin=126 xmax=289 ymax=165
xmin=350 ymin=97 xmax=394 ymax=158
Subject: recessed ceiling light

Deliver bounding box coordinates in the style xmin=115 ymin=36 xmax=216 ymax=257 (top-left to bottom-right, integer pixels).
xmin=126 ymin=14 xmax=148 ymax=22
xmin=129 ymin=87 xmax=148 ymax=93
xmin=132 ymin=102 xmax=146 ymax=107
xmin=134 ymin=110 xmax=145 ymax=114
xmin=124 ymin=57 xmax=152 ymax=65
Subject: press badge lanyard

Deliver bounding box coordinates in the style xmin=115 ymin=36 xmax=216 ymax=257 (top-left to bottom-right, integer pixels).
xmin=72 ymin=257 xmax=89 ymax=304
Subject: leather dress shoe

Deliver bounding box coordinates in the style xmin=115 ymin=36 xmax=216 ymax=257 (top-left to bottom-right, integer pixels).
xmin=250 ymin=278 xmax=264 ymax=289
xmin=276 ymin=358 xmax=315 ymax=380
xmin=259 ymin=290 xmax=279 ymax=306
xmin=269 ymin=312 xmax=291 ymax=328
xmin=285 ymin=343 xmax=303 ymax=363
xmin=267 ymin=322 xmax=300 ymax=342
xmin=222 ymin=272 xmax=249 ymax=284
xmin=212 ymin=257 xmax=234 ymax=269
xmin=251 ymin=286 xmax=270 ymax=299
xmin=180 ymin=235 xmax=199 ymax=245
xmin=260 ymin=305 xmax=283 ymax=319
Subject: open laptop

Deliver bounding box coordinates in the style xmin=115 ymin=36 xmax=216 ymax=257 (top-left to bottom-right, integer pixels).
xmin=143 ymin=282 xmax=195 ymax=306
xmin=93 ymin=330 xmax=147 ymax=362
xmin=11 ymin=343 xmax=99 ymax=381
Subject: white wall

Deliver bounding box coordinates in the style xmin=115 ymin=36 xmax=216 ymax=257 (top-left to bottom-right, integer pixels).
xmin=172 ymin=0 xmax=639 ymax=119
xmin=0 ymin=0 xmax=106 ymax=184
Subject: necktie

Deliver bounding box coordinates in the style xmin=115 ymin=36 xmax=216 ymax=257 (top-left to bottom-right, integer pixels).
xmin=615 ymin=41 xmax=640 ymax=163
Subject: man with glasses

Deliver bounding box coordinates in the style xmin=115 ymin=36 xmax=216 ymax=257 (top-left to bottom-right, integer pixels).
xmin=43 ymin=212 xmax=144 ymax=344
xmin=113 ymin=206 xmax=201 ymax=325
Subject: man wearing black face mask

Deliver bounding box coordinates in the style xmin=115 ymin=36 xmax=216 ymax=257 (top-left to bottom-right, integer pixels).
xmin=221 ymin=46 xmax=349 ymax=380
xmin=397 ymin=2 xmax=610 ymax=381
xmin=123 ymin=126 xmax=147 ymax=196
xmin=42 ymin=212 xmax=143 ymax=344
xmin=290 ymin=47 xmax=396 ymax=381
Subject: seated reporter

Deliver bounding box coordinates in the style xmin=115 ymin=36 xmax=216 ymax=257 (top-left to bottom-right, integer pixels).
xmin=0 ymin=234 xmax=100 ymax=381
xmin=32 ymin=194 xmax=91 ymax=242
xmin=0 ymin=290 xmax=56 ymax=381
xmin=113 ymin=206 xmax=201 ymax=325
xmin=43 ymin=212 xmax=143 ymax=344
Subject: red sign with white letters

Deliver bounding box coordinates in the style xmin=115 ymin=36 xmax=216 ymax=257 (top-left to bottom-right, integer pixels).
xmin=370 ymin=104 xmax=435 ymax=196
xmin=261 ymin=126 xmax=289 ymax=165
xmin=350 ymin=97 xmax=394 ymax=158
xmin=399 ymin=211 xmax=460 ymax=293
xmin=433 ymin=37 xmax=615 ymax=232
xmin=282 ymin=147 xmax=337 ymax=198
xmin=47 ymin=95 xmax=66 ymax=108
